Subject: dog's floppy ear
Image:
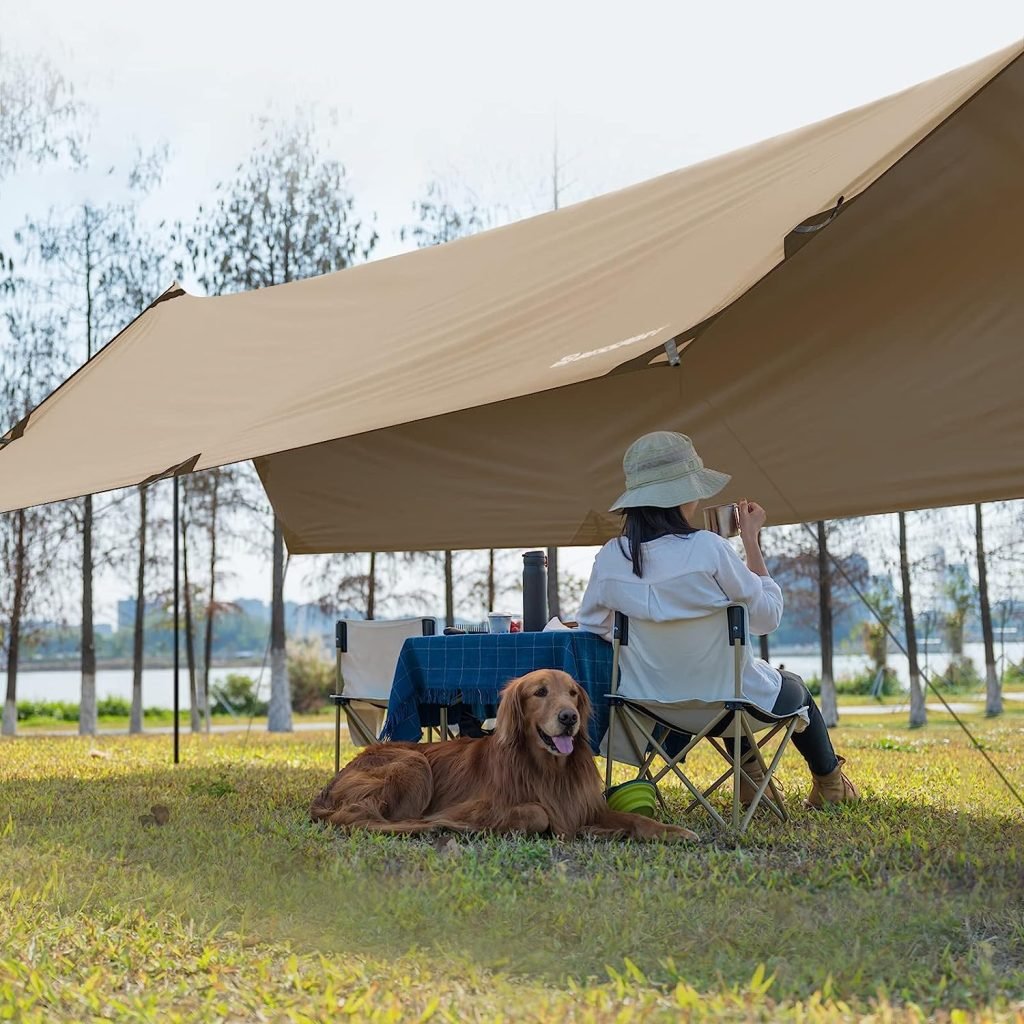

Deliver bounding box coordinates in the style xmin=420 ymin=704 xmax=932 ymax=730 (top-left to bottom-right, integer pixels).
xmin=573 ymin=679 xmax=593 ymax=733
xmin=494 ymin=675 xmax=528 ymax=748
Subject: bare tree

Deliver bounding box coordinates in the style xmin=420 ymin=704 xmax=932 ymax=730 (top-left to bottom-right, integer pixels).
xmin=772 ymin=521 xmax=870 ymax=726
xmin=898 ymin=511 xmax=926 ymax=727
xmin=0 ymin=49 xmax=81 ymax=734
xmin=130 ymin=484 xmax=148 ymax=732
xmin=184 ymin=466 xmax=246 ymax=729
xmin=180 ymin=477 xmax=201 ymax=731
xmin=99 ymin=211 xmax=178 ymax=732
xmin=757 ymin=529 xmax=772 ymax=662
xmin=544 ymin=134 xmax=571 ymax=617
xmin=546 ymin=548 xmax=561 ymax=621
xmin=403 ymin=180 xmax=491 ymax=618
xmin=976 ymin=503 xmax=1001 ymax=716
xmin=403 ymin=181 xmax=492 ymax=625
xmin=186 ymin=114 xmax=377 ymax=731
xmin=0 ymin=299 xmax=69 ymax=735
xmin=203 ymin=472 xmax=223 ymax=730
xmin=309 ymin=551 xmax=429 ymax=622
xmin=17 ymin=157 xmax=167 ymax=734
xmin=0 ymin=43 xmax=80 ymax=182
xmin=440 ymin=552 xmax=453 ymax=627
xmin=816 ymin=521 xmax=838 ymax=726
xmin=467 ymin=549 xmax=518 ymax=618
xmin=944 ymin=565 xmax=974 ymax=661
xmin=17 ymin=207 xmax=104 ymax=733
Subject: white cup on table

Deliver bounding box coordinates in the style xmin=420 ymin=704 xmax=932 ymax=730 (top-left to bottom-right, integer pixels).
xmin=487 ymin=612 xmax=513 ymax=633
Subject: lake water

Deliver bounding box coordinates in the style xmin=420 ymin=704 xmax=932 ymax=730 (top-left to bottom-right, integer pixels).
xmin=4 ymin=665 xmax=265 ymax=708
xmin=3 ymin=641 xmax=1021 ymax=708
xmin=752 ymin=640 xmax=1024 ymax=688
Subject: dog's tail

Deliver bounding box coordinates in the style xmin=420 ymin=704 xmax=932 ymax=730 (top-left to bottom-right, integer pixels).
xmin=308 ymin=771 xmax=350 ymax=823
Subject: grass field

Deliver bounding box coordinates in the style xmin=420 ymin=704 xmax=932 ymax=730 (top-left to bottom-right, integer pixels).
xmin=15 ymin=709 xmax=333 ymax=732
xmin=2 ymin=712 xmax=1024 ymax=1021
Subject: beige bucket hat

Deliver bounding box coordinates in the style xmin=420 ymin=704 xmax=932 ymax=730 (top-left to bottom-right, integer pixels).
xmin=610 ymin=431 xmax=730 ymax=512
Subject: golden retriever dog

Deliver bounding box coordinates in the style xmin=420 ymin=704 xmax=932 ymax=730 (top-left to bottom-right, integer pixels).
xmin=310 ymin=669 xmax=697 ymax=841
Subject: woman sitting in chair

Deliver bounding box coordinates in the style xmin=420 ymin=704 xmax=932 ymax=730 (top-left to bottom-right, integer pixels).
xmin=576 ymin=431 xmax=858 ymax=808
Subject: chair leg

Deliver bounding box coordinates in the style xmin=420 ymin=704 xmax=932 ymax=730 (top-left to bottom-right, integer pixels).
xmin=439 ymin=706 xmax=449 ymax=741
xmin=739 ymin=718 xmax=798 ymax=832
xmin=732 ymin=715 xmax=743 ymax=831
xmin=685 ymin=742 xmax=743 ymax=811
xmin=334 ymin=701 xmax=342 ymax=773
xmin=604 ymin=704 xmax=618 ymax=791
xmin=646 ymin=710 xmax=730 ymax=789
xmin=627 ymin=708 xmax=728 ymax=829
xmin=704 ymin=725 xmax=787 ymax=822
xmin=346 ymin=709 xmax=379 ymax=748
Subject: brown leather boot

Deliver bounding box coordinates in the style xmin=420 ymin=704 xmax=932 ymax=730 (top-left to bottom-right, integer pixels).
xmin=805 ymin=756 xmax=860 ymax=809
xmin=739 ymin=757 xmax=785 ymax=808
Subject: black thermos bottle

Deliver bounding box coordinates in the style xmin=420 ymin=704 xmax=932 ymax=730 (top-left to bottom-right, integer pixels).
xmin=522 ymin=551 xmax=548 ymax=632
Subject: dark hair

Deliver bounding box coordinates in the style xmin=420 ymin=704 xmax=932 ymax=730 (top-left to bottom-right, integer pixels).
xmin=618 ymin=505 xmax=698 ymax=577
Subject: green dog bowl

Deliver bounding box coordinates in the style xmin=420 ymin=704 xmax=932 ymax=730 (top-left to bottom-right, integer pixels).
xmin=604 ymin=780 xmax=658 ymax=817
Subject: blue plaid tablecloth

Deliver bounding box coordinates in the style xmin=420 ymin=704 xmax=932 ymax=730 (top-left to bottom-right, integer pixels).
xmin=380 ymin=631 xmax=614 ymax=752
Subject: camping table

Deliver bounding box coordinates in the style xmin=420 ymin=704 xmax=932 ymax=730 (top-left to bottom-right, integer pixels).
xmin=380 ymin=630 xmax=614 ymax=752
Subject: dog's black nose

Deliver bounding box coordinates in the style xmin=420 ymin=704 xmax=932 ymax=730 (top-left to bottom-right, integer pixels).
xmin=557 ymin=709 xmax=578 ymax=729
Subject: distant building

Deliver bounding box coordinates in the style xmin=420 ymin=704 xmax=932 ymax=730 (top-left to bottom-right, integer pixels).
xmin=286 ymin=601 xmax=338 ymax=639
xmin=117 ymin=598 xmax=165 ymax=632
xmin=235 ymin=597 xmax=269 ymax=621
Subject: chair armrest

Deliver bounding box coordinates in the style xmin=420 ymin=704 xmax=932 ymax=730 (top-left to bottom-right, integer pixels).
xmin=613 ymin=611 xmax=629 ymax=646
xmin=726 ymin=605 xmax=746 ymax=646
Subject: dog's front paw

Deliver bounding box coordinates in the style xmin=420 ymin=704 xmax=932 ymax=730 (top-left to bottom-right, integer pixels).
xmin=661 ymin=822 xmax=700 ymax=842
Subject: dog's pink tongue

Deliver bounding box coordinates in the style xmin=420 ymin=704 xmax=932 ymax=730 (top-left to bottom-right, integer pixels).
xmin=552 ymin=734 xmax=574 ymax=754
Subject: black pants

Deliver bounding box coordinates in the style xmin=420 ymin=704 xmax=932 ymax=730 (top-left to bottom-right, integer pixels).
xmin=698 ymin=671 xmax=838 ymax=777
xmin=766 ymin=671 xmax=839 ymax=777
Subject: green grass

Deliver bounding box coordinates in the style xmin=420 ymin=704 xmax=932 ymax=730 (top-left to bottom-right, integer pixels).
xmin=16 ymin=709 xmax=333 ymax=732
xmin=2 ymin=716 xmax=1024 ymax=1021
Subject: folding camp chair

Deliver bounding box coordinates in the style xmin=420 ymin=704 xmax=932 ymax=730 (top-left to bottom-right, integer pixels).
xmin=331 ymin=617 xmax=440 ymax=771
xmin=602 ymin=604 xmax=806 ymax=833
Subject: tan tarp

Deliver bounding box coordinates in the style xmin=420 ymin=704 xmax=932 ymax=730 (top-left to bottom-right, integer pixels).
xmin=2 ymin=41 xmax=1023 ymax=552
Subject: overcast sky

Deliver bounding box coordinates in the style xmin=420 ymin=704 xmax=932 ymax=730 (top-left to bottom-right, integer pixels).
xmin=2 ymin=1 xmax=1021 ymax=622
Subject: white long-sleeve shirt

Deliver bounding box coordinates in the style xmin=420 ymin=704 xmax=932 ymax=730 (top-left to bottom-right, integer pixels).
xmin=575 ymin=531 xmax=785 ymax=711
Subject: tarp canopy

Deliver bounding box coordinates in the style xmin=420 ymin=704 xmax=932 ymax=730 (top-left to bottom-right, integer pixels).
xmin=2 ymin=41 xmax=1023 ymax=553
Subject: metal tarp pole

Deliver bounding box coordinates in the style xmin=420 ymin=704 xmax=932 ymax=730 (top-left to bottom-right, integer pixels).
xmin=173 ymin=474 xmax=180 ymax=764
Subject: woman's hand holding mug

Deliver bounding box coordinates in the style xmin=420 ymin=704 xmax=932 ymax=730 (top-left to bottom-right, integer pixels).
xmin=737 ymin=500 xmax=767 ymax=539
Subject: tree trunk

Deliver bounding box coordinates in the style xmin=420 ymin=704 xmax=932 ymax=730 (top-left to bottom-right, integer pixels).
xmin=899 ymin=511 xmax=926 ymax=728
xmin=366 ymin=551 xmax=377 ymax=620
xmin=487 ymin=550 xmax=496 ymax=613
xmin=267 ymin=516 xmax=292 ymax=731
xmin=947 ymin=614 xmax=965 ymax=657
xmin=2 ymin=509 xmax=27 ymax=736
xmin=181 ymin=510 xmax=200 ymax=732
xmin=79 ymin=494 xmax=97 ymax=736
xmin=816 ymin=520 xmax=838 ymax=727
xmin=757 ymin=529 xmax=769 ymax=661
xmin=444 ymin=551 xmax=454 ymax=627
xmin=202 ymin=475 xmax=220 ymax=734
xmin=79 ymin=213 xmax=97 ymax=737
xmin=546 ymin=547 xmax=560 ymax=620
xmin=976 ymin=503 xmax=1001 ymax=716
xmin=130 ymin=485 xmax=147 ymax=733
